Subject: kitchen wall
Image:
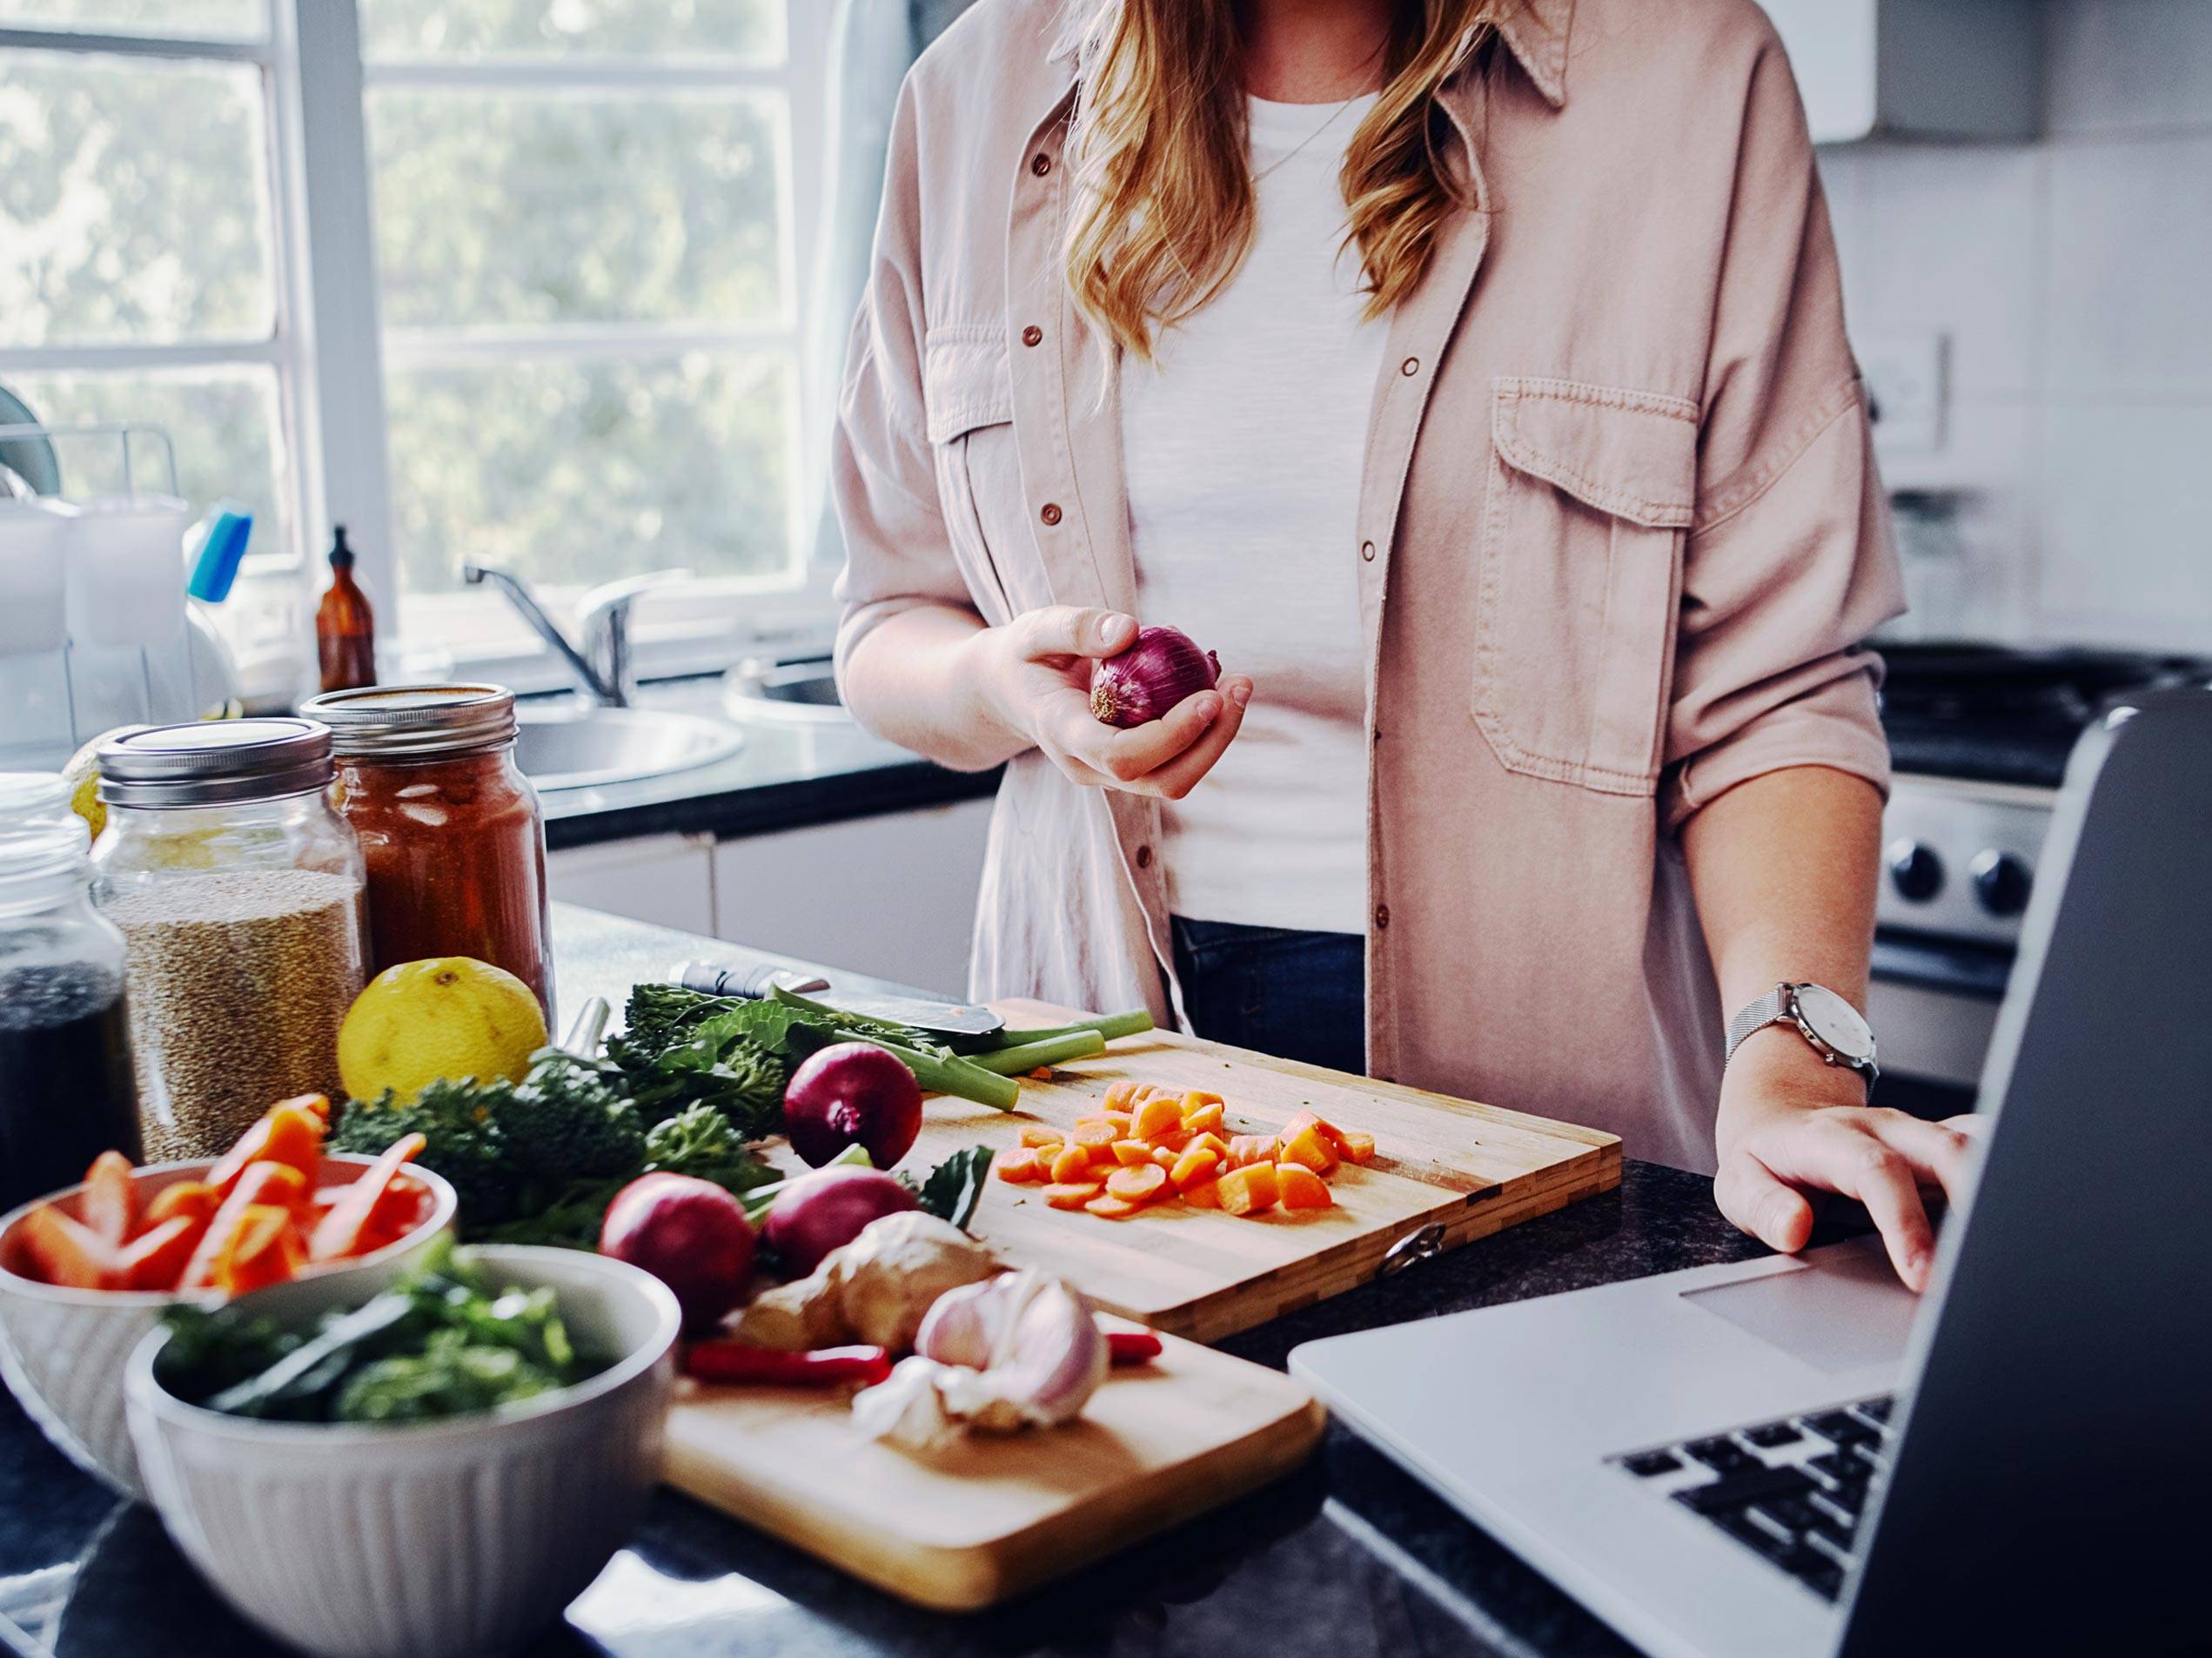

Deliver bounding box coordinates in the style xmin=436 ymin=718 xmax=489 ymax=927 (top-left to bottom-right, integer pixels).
xmin=1815 ymin=0 xmax=2212 ymax=652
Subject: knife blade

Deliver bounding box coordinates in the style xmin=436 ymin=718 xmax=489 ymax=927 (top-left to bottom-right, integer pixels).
xmin=671 ymin=959 xmax=1006 ymax=1038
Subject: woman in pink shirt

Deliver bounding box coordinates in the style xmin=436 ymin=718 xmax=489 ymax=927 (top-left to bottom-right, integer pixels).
xmin=831 ymin=0 xmax=1973 ymax=1285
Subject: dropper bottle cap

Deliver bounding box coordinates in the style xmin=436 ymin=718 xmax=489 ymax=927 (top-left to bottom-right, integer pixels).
xmin=330 ymin=526 xmax=354 ymax=568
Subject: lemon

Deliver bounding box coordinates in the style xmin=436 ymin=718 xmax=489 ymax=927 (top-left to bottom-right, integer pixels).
xmin=60 ymin=725 xmax=150 ymax=844
xmin=339 ymin=957 xmax=548 ymax=1104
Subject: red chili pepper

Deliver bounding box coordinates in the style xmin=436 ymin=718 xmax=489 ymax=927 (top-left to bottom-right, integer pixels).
xmin=684 ymin=1341 xmax=893 ymax=1388
xmin=1107 ymin=1329 xmax=1163 ymax=1366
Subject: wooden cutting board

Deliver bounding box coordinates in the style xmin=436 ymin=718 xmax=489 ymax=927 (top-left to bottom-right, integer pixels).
xmin=664 ymin=1319 xmax=1324 ymax=1610
xmin=928 ymin=1002 xmax=1621 ymax=1343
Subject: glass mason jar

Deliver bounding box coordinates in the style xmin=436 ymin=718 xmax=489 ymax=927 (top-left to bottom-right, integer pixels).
xmin=0 ymin=777 xmax=139 ymax=1212
xmin=301 ymin=684 xmax=554 ymax=1024
xmin=90 ymin=721 xmax=366 ymax=1162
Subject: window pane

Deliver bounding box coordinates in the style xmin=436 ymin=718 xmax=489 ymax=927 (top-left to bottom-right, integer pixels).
xmin=367 ymin=91 xmax=784 ymax=329
xmin=2 ymin=366 xmax=291 ymax=560
xmin=385 ymin=352 xmax=793 ymax=597
xmin=360 ymin=0 xmax=779 ymax=62
xmin=0 ymin=0 xmax=264 ymax=40
xmin=0 ymin=52 xmax=274 ymax=346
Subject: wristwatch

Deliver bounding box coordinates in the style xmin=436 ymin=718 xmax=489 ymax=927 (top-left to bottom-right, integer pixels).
xmin=1725 ymin=983 xmax=1879 ymax=1097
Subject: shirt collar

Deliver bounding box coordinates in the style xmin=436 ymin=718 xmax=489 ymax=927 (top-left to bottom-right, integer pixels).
xmin=1047 ymin=0 xmax=1573 ymax=109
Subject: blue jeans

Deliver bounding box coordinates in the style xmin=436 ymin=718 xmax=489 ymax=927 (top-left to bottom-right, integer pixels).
xmin=1169 ymin=916 xmax=1366 ymax=1077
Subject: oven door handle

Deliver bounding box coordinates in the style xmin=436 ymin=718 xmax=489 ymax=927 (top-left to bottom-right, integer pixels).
xmin=1871 ymin=933 xmax=2014 ymax=999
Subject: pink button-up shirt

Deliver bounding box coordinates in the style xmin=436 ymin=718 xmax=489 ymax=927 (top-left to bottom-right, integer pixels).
xmin=831 ymin=0 xmax=1904 ymax=1173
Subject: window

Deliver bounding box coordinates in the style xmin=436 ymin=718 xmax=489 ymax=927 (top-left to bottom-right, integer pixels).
xmin=0 ymin=1 xmax=839 ymax=691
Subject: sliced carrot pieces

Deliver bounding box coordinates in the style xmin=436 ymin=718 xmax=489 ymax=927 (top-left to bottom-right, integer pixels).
xmin=1105 ymin=1163 xmax=1169 ymax=1204
xmin=117 ymin=1215 xmax=204 ymax=1290
xmin=140 ymin=1179 xmax=219 ymax=1230
xmin=1217 ymin=1162 xmax=1280 ymax=1217
xmin=179 ymin=1160 xmax=308 ymax=1291
xmin=212 ymin=1204 xmax=303 ymax=1297
xmin=1101 ymin=1079 xmax=1140 ymax=1111
xmin=1071 ymin=1120 xmax=1117 ymax=1151
xmin=996 ymin=1148 xmax=1043 ymax=1183
xmin=1043 ymin=1181 xmax=1104 ymax=1210
xmin=78 ymin=1151 xmax=137 ymax=1245
xmin=308 ymin=1134 xmax=425 ymax=1263
xmin=1132 ymin=1096 xmax=1183 ymax=1142
xmin=1277 ymin=1163 xmax=1334 ymax=1210
xmin=205 ymin=1096 xmax=326 ymax=1196
xmin=1109 ymin=1138 xmax=1154 ymax=1167
xmin=1018 ymin=1125 xmax=1064 ymax=1150
xmin=1084 ymin=1193 xmax=1145 ymax=1220
xmin=1278 ymin=1123 xmax=1339 ymax=1174
xmin=1181 ymin=1099 xmax=1225 ymax=1136
xmin=18 ymin=1206 xmax=122 ymax=1289
xmin=1049 ymin=1144 xmax=1096 ymax=1185
xmin=1170 ymin=1145 xmax=1222 ymax=1191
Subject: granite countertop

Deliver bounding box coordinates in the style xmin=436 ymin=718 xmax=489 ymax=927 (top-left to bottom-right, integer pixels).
xmin=0 ymin=908 xmax=1776 ymax=1658
xmin=528 ymin=677 xmax=998 ymax=851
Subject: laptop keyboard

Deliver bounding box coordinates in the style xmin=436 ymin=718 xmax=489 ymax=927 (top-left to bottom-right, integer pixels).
xmin=1610 ymin=1394 xmax=1896 ymax=1603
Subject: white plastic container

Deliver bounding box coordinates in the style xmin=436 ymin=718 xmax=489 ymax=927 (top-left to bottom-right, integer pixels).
xmin=66 ymin=495 xmax=190 ymax=648
xmin=0 ymin=499 xmax=76 ymax=656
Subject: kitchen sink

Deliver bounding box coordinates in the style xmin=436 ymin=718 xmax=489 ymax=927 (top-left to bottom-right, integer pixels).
xmin=513 ymin=706 xmax=744 ymax=792
xmin=722 ymin=654 xmax=849 ymax=723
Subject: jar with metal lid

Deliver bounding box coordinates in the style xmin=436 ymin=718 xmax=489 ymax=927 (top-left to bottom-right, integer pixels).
xmin=90 ymin=720 xmax=366 ymax=1161
xmin=0 ymin=776 xmax=140 ymax=1212
xmin=300 ymin=684 xmax=553 ymax=1022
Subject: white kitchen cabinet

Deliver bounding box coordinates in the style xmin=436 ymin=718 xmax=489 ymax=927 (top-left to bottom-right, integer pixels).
xmin=711 ymin=797 xmax=994 ymax=997
xmin=1760 ymin=0 xmax=2042 ymax=143
xmin=546 ymin=833 xmax=716 ymax=933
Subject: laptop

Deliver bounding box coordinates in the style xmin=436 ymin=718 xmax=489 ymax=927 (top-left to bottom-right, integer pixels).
xmin=1290 ymin=688 xmax=2212 ymax=1658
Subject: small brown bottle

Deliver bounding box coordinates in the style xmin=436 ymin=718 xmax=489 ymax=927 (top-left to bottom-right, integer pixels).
xmin=315 ymin=525 xmax=377 ymax=693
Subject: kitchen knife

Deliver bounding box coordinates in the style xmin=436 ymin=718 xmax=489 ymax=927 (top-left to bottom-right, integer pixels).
xmin=670 ymin=957 xmax=1006 ymax=1039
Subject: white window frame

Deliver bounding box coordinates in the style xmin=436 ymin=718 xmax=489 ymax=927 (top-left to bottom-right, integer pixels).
xmin=1 ymin=1 xmax=842 ymax=695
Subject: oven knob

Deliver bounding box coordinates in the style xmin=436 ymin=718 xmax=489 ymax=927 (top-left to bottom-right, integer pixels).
xmin=1970 ymin=850 xmax=2033 ymax=917
xmin=1886 ymin=839 xmax=1944 ymax=903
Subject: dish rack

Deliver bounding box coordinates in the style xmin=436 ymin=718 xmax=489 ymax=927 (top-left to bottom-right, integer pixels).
xmin=0 ymin=420 xmax=227 ymax=769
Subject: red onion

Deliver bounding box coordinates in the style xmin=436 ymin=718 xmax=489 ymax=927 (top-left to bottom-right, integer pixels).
xmin=784 ymin=1042 xmax=923 ymax=1169
xmin=1089 ymin=626 xmax=1222 ymax=728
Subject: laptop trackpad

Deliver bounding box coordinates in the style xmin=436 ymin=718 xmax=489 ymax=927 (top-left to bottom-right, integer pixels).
xmin=1681 ymin=1245 xmax=1919 ymax=1374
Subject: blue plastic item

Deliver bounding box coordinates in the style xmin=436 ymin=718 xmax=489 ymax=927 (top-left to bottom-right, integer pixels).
xmin=185 ymin=503 xmax=253 ymax=602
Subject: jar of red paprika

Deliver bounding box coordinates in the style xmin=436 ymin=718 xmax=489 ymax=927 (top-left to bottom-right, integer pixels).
xmin=300 ymin=684 xmax=553 ymax=1022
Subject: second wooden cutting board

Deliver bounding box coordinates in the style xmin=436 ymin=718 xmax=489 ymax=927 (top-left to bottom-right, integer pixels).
xmin=793 ymin=1003 xmax=1622 ymax=1344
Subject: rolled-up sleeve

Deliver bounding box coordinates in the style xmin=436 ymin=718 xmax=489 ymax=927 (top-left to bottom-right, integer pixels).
xmin=1661 ymin=26 xmax=1906 ymax=833
xmin=829 ymin=75 xmax=969 ymax=691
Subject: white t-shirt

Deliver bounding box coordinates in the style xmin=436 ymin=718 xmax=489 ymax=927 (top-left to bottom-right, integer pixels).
xmin=1121 ymin=92 xmax=1385 ymax=936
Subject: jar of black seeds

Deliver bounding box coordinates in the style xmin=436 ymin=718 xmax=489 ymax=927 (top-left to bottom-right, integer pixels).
xmin=90 ymin=721 xmax=366 ymax=1161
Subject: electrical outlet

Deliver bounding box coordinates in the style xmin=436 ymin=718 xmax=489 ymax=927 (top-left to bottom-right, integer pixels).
xmin=1858 ymin=331 xmax=1946 ymax=454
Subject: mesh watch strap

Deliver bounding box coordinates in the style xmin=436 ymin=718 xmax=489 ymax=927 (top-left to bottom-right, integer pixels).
xmin=1726 ymin=986 xmax=1793 ymax=1066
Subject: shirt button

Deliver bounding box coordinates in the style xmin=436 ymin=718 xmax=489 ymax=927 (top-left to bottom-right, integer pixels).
xmin=1135 ymin=844 xmax=1153 ymax=869
xmin=1021 ymin=325 xmax=1043 ymax=347
xmin=1359 ymin=540 xmax=1376 ymax=561
xmin=1374 ymin=904 xmax=1391 ymax=930
xmin=1399 ymin=356 xmax=1420 ymax=377
xmin=1031 ymin=152 xmax=1053 ymax=177
xmin=1039 ymin=502 xmax=1062 ymax=526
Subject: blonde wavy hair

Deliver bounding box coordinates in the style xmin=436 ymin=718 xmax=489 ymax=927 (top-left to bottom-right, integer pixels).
xmin=1062 ymin=0 xmax=1503 ymax=361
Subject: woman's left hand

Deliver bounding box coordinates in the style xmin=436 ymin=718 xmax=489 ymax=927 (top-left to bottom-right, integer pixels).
xmin=1713 ymin=1032 xmax=1981 ymax=1292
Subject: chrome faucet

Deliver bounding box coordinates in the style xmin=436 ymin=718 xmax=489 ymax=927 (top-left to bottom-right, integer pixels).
xmin=459 ymin=563 xmax=692 ymax=708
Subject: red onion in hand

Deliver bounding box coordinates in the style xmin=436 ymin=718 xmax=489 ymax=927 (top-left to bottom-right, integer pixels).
xmin=1089 ymin=626 xmax=1222 ymax=728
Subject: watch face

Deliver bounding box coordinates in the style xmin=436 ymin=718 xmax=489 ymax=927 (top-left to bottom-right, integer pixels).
xmin=1793 ymin=984 xmax=1876 ymax=1064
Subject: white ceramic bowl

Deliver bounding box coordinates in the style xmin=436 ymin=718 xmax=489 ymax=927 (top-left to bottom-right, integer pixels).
xmin=0 ymin=1155 xmax=457 ymax=1499
xmin=124 ymin=1245 xmax=680 ymax=1658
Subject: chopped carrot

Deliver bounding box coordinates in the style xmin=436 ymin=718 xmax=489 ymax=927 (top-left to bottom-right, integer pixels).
xmin=1277 ymin=1163 xmax=1334 ymax=1210
xmin=1018 ymin=1125 xmax=1065 ymax=1149
xmin=1084 ymin=1193 xmax=1145 ymax=1219
xmin=1105 ymin=1163 xmax=1168 ymax=1204
xmin=1217 ymin=1162 xmax=1280 ymax=1217
xmin=1028 ymin=1066 xmax=1054 ymax=1080
xmin=1102 ymin=1079 xmax=1140 ymax=1111
xmin=996 ymin=1148 xmax=1042 ymax=1183
xmin=1278 ymin=1123 xmax=1339 ymax=1174
xmin=1151 ymin=1144 xmax=1179 ymax=1170
xmin=1049 ymin=1144 xmax=1096 ymax=1184
xmin=1102 ymin=1111 xmax=1132 ymax=1137
xmin=1183 ymin=1176 xmax=1223 ymax=1209
xmin=1132 ymin=1096 xmax=1183 ymax=1141
xmin=211 ymin=1205 xmax=302 ymax=1297
xmin=1336 ymin=1131 xmax=1377 ymax=1164
xmin=1181 ymin=1099 xmax=1225 ymax=1136
xmin=1110 ymin=1139 xmax=1155 ymax=1167
xmin=1226 ymin=1134 xmax=1275 ymax=1169
xmin=1043 ymin=1181 xmax=1104 ymax=1210
xmin=1186 ymin=1131 xmax=1230 ymax=1164
xmin=205 ymin=1098 xmax=326 ymax=1196
xmin=352 ymin=1181 xmax=429 ymax=1255
xmin=139 ymin=1180 xmax=218 ymax=1232
xmin=1170 ymin=1145 xmax=1221 ymax=1191
xmin=17 ymin=1206 xmax=122 ymax=1289
xmin=117 ymin=1215 xmax=204 ymax=1290
xmin=179 ymin=1160 xmax=308 ymax=1291
xmin=309 ymin=1133 xmax=424 ymax=1264
xmin=78 ymin=1151 xmax=137 ymax=1245
xmin=1071 ymin=1120 xmax=1117 ymax=1151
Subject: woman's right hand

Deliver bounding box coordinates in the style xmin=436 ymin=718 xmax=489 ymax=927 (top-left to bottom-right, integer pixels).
xmin=962 ymin=607 xmax=1251 ymax=798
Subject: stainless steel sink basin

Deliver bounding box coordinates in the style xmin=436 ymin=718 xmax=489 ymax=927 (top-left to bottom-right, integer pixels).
xmin=722 ymin=654 xmax=849 ymax=723
xmin=513 ymin=706 xmax=744 ymax=792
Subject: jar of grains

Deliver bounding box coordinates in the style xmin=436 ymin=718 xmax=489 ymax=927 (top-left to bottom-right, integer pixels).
xmin=299 ymin=684 xmax=553 ymax=1024
xmin=90 ymin=721 xmax=365 ymax=1161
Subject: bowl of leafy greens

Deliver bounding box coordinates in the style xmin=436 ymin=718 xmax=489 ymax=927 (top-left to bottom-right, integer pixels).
xmin=123 ymin=1238 xmax=680 ymax=1658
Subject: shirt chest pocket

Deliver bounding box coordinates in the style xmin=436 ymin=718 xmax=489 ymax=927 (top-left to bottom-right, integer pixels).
xmin=1471 ymin=378 xmax=1699 ymax=795
xmin=923 ymin=326 xmax=1037 ymax=626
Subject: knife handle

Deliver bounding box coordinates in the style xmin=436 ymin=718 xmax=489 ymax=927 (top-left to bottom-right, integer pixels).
xmin=673 ymin=958 xmax=833 ymax=1001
